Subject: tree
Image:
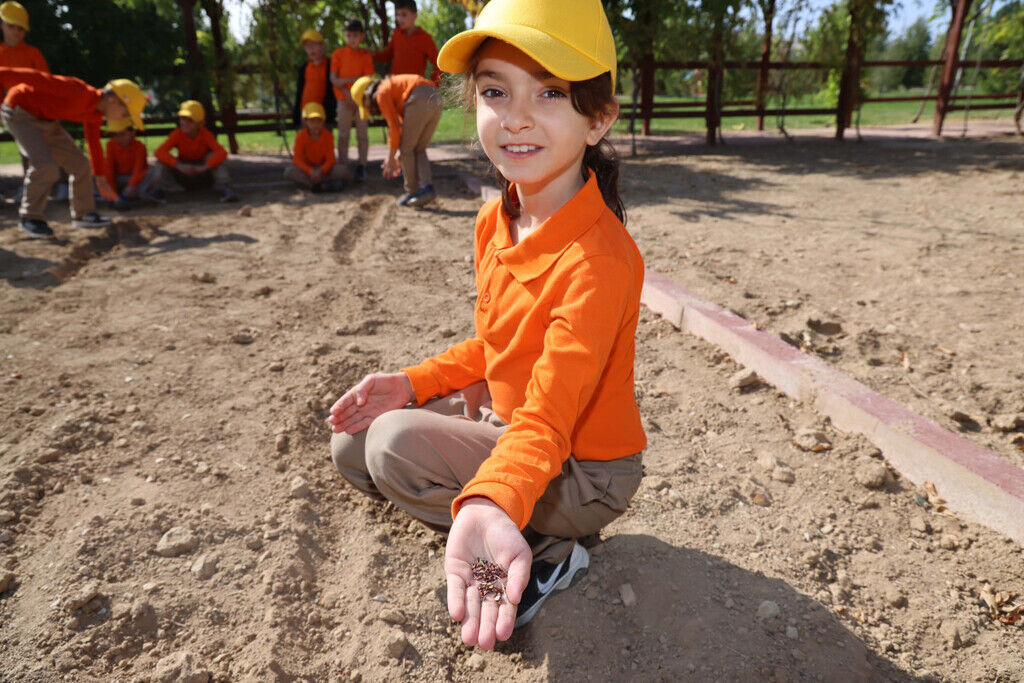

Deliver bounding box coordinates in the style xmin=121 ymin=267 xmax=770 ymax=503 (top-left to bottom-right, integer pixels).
xmin=418 ymin=0 xmax=470 ymax=51
xmin=875 ymin=17 xmax=933 ymax=91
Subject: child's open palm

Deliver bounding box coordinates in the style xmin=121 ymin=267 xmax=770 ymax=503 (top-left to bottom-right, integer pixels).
xmin=327 ymin=372 xmax=413 ymax=434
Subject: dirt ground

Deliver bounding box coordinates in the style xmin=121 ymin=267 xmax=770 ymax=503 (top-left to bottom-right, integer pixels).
xmin=0 ymin=135 xmax=1022 ymax=682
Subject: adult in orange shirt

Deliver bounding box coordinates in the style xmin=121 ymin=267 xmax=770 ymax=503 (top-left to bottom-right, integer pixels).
xmin=329 ymin=0 xmax=642 ymax=648
xmin=284 ymin=102 xmax=347 ymax=192
xmin=104 ymin=119 xmax=149 ymax=210
xmin=0 ymin=68 xmax=146 ymax=238
xmin=351 ymin=73 xmax=441 ymax=207
xmin=374 ymin=1 xmax=441 ymax=86
xmin=329 ymin=19 xmax=374 ymax=182
xmin=292 ymin=29 xmax=336 ymax=129
xmin=150 ymin=100 xmax=238 ymax=203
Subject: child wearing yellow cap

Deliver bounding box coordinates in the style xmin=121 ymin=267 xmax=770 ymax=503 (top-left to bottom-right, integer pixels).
xmin=104 ymin=119 xmax=149 ymax=210
xmin=0 ymin=68 xmax=147 ymax=237
xmin=150 ymin=100 xmax=238 ymax=202
xmin=350 ymin=72 xmax=442 ymax=207
xmin=292 ymin=28 xmax=336 ymax=129
xmin=0 ymin=2 xmax=46 ymax=75
xmin=285 ymin=102 xmax=347 ymax=192
xmin=328 ymin=0 xmax=642 ymax=648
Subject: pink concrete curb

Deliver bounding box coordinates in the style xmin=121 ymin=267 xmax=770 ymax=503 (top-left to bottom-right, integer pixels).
xmin=643 ymin=270 xmax=1024 ymax=546
xmin=457 ymin=172 xmax=1024 ymax=546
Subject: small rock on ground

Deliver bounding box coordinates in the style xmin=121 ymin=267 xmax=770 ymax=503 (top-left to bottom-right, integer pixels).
xmin=156 ymin=527 xmax=198 ymax=557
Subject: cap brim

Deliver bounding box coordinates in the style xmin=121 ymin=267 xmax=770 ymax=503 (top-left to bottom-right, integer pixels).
xmin=130 ymin=110 xmax=145 ymax=131
xmin=438 ymin=25 xmax=610 ymax=84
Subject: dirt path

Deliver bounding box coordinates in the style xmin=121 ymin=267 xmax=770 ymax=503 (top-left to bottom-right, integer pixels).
xmin=0 ymin=139 xmax=1022 ymax=682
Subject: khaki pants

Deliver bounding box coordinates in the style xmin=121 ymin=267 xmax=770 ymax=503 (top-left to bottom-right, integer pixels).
xmin=330 ymin=381 xmax=643 ymax=564
xmin=1 ymin=104 xmax=95 ymax=220
xmin=398 ymin=84 xmax=442 ymax=193
xmin=149 ymin=156 xmax=231 ymax=192
xmin=336 ymin=97 xmax=369 ymax=166
xmin=283 ymin=164 xmax=348 ymax=189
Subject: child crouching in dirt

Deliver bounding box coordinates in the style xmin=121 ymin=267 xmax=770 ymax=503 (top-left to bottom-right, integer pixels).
xmin=327 ymin=0 xmax=645 ymax=650
xmin=104 ymin=118 xmax=149 ymax=209
xmin=284 ymin=102 xmax=347 ymax=193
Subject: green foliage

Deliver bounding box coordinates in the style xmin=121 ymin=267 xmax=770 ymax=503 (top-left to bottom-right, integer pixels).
xmin=873 ymin=17 xmax=933 ymax=91
xmin=418 ymin=0 xmax=470 ymax=48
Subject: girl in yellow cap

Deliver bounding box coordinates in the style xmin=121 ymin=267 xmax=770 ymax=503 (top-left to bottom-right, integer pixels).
xmin=328 ymin=0 xmax=642 ymax=649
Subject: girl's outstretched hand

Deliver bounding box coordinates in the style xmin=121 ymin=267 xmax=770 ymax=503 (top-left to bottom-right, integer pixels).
xmin=327 ymin=372 xmax=414 ymax=434
xmin=445 ymin=498 xmax=531 ymax=650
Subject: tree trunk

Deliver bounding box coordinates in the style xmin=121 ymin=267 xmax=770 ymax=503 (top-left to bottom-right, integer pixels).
xmin=836 ymin=0 xmax=864 ymax=140
xmin=755 ymin=0 xmax=775 ymax=131
xmin=200 ymin=0 xmax=239 ymax=153
xmin=933 ymin=0 xmax=973 ymax=135
xmin=175 ymin=0 xmax=204 ymax=100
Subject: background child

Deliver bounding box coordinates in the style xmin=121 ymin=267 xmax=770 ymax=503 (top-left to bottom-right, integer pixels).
xmin=104 ymin=118 xmax=148 ymax=209
xmin=0 ymin=2 xmax=47 ymax=74
xmin=329 ymin=0 xmax=642 ymax=651
xmin=0 ymin=68 xmax=146 ymax=238
xmin=373 ymin=0 xmax=441 ymax=86
xmin=151 ymin=100 xmax=238 ymax=203
xmin=329 ymin=18 xmax=374 ymax=182
xmin=292 ymin=28 xmax=336 ymax=129
xmin=284 ymin=101 xmax=346 ymax=193
xmin=350 ymin=73 xmax=441 ymax=207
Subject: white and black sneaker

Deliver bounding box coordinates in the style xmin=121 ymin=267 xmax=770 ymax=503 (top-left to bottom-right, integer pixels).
xmin=71 ymin=212 xmax=111 ymax=229
xmin=514 ymin=542 xmax=589 ymax=629
xmin=19 ymin=217 xmax=53 ymax=239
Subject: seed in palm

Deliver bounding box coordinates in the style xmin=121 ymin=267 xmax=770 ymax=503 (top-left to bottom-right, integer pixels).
xmin=471 ymin=557 xmax=507 ymax=603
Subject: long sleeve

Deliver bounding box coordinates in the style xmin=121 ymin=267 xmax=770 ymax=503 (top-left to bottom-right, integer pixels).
xmin=128 ymin=142 xmax=147 ymax=186
xmin=320 ymin=130 xmax=336 ymax=174
xmin=202 ymin=129 xmax=228 ymax=168
xmin=376 ymin=86 xmax=402 ymax=151
xmin=402 ymin=337 xmax=488 ymax=405
xmin=374 ymin=31 xmax=396 ymax=64
xmin=154 ymin=131 xmax=178 ymax=166
xmin=82 ymin=121 xmax=105 ymax=177
xmin=292 ymin=130 xmax=311 ymax=174
xmin=31 ymin=46 xmax=48 ymax=74
xmin=104 ymin=139 xmax=118 ymax=190
xmin=424 ymin=34 xmax=441 ymax=86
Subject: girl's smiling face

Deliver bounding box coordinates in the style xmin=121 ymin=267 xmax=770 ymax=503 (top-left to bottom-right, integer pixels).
xmin=473 ymin=40 xmax=614 ymax=201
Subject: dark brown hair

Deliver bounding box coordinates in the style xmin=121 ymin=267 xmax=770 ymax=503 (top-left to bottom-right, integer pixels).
xmin=459 ymin=48 xmax=624 ymax=224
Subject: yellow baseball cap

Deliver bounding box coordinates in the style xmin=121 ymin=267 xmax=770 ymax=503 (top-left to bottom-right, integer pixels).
xmin=177 ymin=100 xmax=205 ymax=123
xmin=302 ymin=101 xmax=325 ymax=120
xmin=106 ymin=118 xmax=133 ymax=134
xmin=0 ymin=1 xmax=29 ymax=31
xmin=300 ymin=29 xmax=324 ymax=45
xmin=106 ymin=79 xmax=148 ymax=131
xmin=350 ymin=75 xmax=374 ymax=121
xmin=437 ymin=0 xmax=617 ymax=89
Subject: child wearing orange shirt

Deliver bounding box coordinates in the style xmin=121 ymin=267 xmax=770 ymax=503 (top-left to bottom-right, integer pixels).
xmin=328 ymin=0 xmax=643 ymax=650
xmin=329 ymin=19 xmax=374 ymax=182
xmin=104 ymin=119 xmax=149 ymax=209
xmin=284 ymin=102 xmax=347 ymax=192
xmin=0 ymin=2 xmax=46 ymax=75
xmin=150 ymin=100 xmax=238 ymax=202
xmin=292 ymin=29 xmax=336 ymax=129
xmin=350 ymin=73 xmax=441 ymax=207
xmin=374 ymin=1 xmax=441 ymax=86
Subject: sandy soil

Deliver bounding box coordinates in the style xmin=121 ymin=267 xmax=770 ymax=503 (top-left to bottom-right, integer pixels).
xmin=0 ymin=136 xmax=1022 ymax=682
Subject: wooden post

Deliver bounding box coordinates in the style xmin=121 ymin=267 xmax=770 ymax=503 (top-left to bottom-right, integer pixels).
xmin=755 ymin=0 xmax=776 ymax=131
xmin=640 ymin=52 xmax=655 ymax=136
xmin=175 ymin=0 xmax=204 ymax=101
xmin=934 ymin=0 xmax=973 ymax=135
xmin=705 ymin=62 xmax=723 ymax=144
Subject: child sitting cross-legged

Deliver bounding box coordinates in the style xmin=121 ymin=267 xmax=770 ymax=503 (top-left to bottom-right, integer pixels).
xmin=150 ymin=100 xmax=238 ymax=203
xmin=104 ymin=118 xmax=149 ymax=210
xmin=284 ymin=101 xmax=347 ymax=193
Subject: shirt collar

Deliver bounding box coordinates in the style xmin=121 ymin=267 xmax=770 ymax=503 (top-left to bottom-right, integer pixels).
xmin=493 ymin=173 xmax=605 ymax=283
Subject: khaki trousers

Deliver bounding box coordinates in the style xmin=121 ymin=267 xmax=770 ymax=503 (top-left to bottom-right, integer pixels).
xmin=283 ymin=164 xmax=348 ymax=188
xmin=330 ymin=381 xmax=643 ymax=564
xmin=398 ymin=84 xmax=442 ymax=193
xmin=336 ymin=98 xmax=369 ymax=165
xmin=1 ymin=104 xmax=95 ymax=220
xmin=149 ymin=156 xmax=231 ymax=192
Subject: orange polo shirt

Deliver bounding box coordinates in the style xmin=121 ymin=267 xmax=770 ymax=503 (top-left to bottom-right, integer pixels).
xmin=105 ymin=137 xmax=148 ymax=189
xmin=301 ymin=59 xmax=328 ymax=108
xmin=0 ymin=68 xmax=106 ymax=176
xmin=329 ymin=46 xmax=374 ymax=101
xmin=374 ymin=27 xmax=440 ymax=86
xmin=0 ymin=42 xmax=48 ymax=73
xmin=402 ymin=175 xmax=647 ymax=530
xmin=375 ymin=74 xmax=433 ymax=151
xmin=292 ymin=127 xmax=335 ymax=174
xmin=154 ymin=126 xmax=228 ymax=168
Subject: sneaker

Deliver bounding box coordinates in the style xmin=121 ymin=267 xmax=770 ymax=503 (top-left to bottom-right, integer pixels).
xmin=396 ymin=192 xmax=414 ymax=207
xmin=322 ymin=179 xmax=346 ymax=193
xmin=514 ymin=542 xmax=589 ymax=629
xmin=218 ymin=186 xmax=239 ymax=203
xmin=19 ymin=217 xmax=53 ymax=239
xmin=406 ymin=183 xmax=437 ymax=209
xmin=71 ymin=212 xmax=111 ymax=229
xmin=354 ymin=164 xmax=367 ymax=182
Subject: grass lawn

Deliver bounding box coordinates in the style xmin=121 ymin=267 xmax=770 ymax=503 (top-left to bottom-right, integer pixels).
xmin=0 ymin=98 xmax=1013 ymax=165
